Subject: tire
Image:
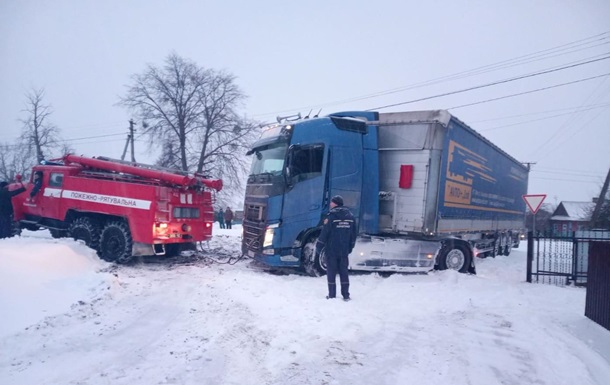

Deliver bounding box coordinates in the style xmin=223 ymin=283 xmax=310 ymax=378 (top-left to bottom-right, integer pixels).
xmin=99 ymin=221 xmax=133 ymax=263
xmin=303 ymin=237 xmax=326 ymax=277
xmin=69 ymin=217 xmax=101 ymax=251
xmin=503 ymin=244 xmax=511 ymax=256
xmin=436 ymin=243 xmax=472 ymax=273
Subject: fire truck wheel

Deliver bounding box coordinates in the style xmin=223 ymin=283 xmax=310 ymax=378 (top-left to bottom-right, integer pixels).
xmin=69 ymin=217 xmax=101 ymax=251
xmin=436 ymin=243 xmax=472 ymax=273
xmin=303 ymin=237 xmax=326 ymax=277
xmin=100 ymin=221 xmax=133 ymax=263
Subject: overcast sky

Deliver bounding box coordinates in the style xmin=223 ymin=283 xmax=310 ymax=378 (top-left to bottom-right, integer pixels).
xmin=1 ymin=0 xmax=609 ymax=205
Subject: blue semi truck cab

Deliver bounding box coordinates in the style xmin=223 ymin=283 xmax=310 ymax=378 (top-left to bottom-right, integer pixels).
xmin=242 ymin=110 xmax=528 ymax=276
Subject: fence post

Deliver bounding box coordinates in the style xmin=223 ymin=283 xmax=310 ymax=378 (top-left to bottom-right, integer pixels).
xmin=585 ymin=241 xmax=610 ymax=331
xmin=526 ymin=231 xmax=534 ymax=283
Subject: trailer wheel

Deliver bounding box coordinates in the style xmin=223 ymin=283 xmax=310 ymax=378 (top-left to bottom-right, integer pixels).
xmin=100 ymin=221 xmax=133 ymax=263
xmin=502 ymin=244 xmax=511 ymax=256
xmin=303 ymin=237 xmax=326 ymax=277
xmin=69 ymin=217 xmax=101 ymax=251
xmin=436 ymin=244 xmax=471 ymax=273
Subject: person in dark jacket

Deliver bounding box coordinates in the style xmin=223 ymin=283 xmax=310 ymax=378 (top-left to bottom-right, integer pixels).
xmin=30 ymin=171 xmax=43 ymax=198
xmin=316 ymin=195 xmax=357 ymax=301
xmin=217 ymin=209 xmax=226 ymax=229
xmin=223 ymin=207 xmax=234 ymax=229
xmin=0 ymin=180 xmax=26 ymax=239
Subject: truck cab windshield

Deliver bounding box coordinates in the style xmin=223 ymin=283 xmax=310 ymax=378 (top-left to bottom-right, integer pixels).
xmin=249 ymin=143 xmax=287 ymax=176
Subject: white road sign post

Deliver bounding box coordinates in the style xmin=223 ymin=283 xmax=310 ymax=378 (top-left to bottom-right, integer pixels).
xmin=522 ymin=194 xmax=547 ymax=235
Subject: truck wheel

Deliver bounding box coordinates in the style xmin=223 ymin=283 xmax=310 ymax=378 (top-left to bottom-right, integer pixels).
xmin=69 ymin=217 xmax=101 ymax=251
xmin=303 ymin=238 xmax=326 ymax=277
xmin=100 ymin=221 xmax=133 ymax=263
xmin=436 ymin=244 xmax=471 ymax=273
xmin=503 ymin=245 xmax=511 ymax=256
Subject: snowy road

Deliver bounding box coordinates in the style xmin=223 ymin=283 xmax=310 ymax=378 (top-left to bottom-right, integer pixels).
xmin=1 ymin=227 xmax=609 ymax=385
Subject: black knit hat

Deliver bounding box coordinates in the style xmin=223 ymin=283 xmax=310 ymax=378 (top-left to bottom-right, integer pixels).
xmin=331 ymin=195 xmax=344 ymax=206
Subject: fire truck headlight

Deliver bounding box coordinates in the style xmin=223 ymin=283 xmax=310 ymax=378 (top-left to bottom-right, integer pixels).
xmin=182 ymin=224 xmax=191 ymax=232
xmin=158 ymin=223 xmax=168 ymax=229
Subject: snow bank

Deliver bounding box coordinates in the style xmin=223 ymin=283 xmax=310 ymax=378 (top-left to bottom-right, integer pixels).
xmin=0 ymin=233 xmax=111 ymax=337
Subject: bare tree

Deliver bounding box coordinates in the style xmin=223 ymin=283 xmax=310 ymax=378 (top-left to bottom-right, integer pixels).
xmin=0 ymin=142 xmax=34 ymax=181
xmin=120 ymin=53 xmax=260 ymax=194
xmin=156 ymin=138 xmax=181 ymax=170
xmin=20 ymin=88 xmax=60 ymax=164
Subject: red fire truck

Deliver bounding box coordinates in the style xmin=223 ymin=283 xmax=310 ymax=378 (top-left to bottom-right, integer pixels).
xmin=10 ymin=155 xmax=222 ymax=263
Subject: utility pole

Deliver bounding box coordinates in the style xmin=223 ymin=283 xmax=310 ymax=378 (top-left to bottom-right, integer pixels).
xmin=121 ymin=120 xmax=137 ymax=162
xmin=590 ymin=167 xmax=610 ymax=228
xmin=129 ymin=119 xmax=137 ymax=163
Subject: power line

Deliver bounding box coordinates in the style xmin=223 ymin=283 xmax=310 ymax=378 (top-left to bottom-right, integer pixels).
xmin=64 ymin=132 xmax=125 ymax=142
xmin=535 ymin=105 xmax=609 ymax=160
xmin=532 ymin=169 xmax=605 ymax=178
xmin=367 ymin=57 xmax=610 ymax=111
xmin=253 ymin=31 xmax=610 ymax=117
xmin=1 ymin=132 xmax=125 ymax=148
xmin=470 ymin=102 xmax=610 ymax=123
xmin=532 ymin=176 xmax=602 ymax=183
xmin=531 ymin=78 xmax=610 ymax=158
xmin=477 ymin=103 xmax=610 ymax=131
xmin=445 ymin=73 xmax=610 ymax=110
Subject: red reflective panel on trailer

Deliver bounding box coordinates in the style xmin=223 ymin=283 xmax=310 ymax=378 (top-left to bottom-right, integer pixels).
xmin=399 ymin=164 xmax=414 ymax=189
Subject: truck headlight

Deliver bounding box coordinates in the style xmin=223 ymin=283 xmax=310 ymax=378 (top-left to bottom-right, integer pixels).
xmin=263 ymin=223 xmax=279 ymax=247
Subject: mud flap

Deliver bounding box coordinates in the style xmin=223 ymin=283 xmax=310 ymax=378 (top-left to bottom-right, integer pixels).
xmin=468 ymin=258 xmax=477 ymax=275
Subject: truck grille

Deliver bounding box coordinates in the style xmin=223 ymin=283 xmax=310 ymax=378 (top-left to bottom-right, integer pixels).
xmin=245 ymin=203 xmax=265 ymax=222
xmin=242 ymin=203 xmax=266 ymax=252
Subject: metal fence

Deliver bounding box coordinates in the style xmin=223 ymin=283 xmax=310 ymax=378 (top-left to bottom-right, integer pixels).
xmin=585 ymin=241 xmax=610 ymax=331
xmin=526 ymin=230 xmax=610 ymax=286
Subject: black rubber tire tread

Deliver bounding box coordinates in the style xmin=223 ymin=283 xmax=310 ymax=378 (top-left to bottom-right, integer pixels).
xmin=100 ymin=220 xmax=133 ymax=263
xmin=69 ymin=217 xmax=101 ymax=251
xmin=436 ymin=243 xmax=472 ymax=273
xmin=303 ymin=237 xmax=326 ymax=277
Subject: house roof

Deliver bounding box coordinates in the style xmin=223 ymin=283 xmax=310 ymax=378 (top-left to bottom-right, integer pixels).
xmin=550 ymin=201 xmax=595 ymax=222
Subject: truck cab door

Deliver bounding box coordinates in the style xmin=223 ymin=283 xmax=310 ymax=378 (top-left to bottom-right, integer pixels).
xmin=282 ymin=144 xmax=326 ymax=239
xmin=27 ymin=171 xmax=64 ymax=220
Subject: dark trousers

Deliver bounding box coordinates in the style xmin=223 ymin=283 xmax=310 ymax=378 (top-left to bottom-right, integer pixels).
xmin=0 ymin=215 xmax=13 ymax=239
xmin=326 ymin=255 xmax=350 ymax=299
xmin=225 ymin=220 xmax=232 ymax=229
xmin=219 ymin=220 xmax=225 ymax=229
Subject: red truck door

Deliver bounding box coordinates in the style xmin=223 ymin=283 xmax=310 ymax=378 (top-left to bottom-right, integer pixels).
xmin=27 ymin=171 xmax=64 ymax=220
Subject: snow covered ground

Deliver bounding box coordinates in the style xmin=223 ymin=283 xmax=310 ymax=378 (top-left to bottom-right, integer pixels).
xmin=1 ymin=225 xmax=609 ymax=385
